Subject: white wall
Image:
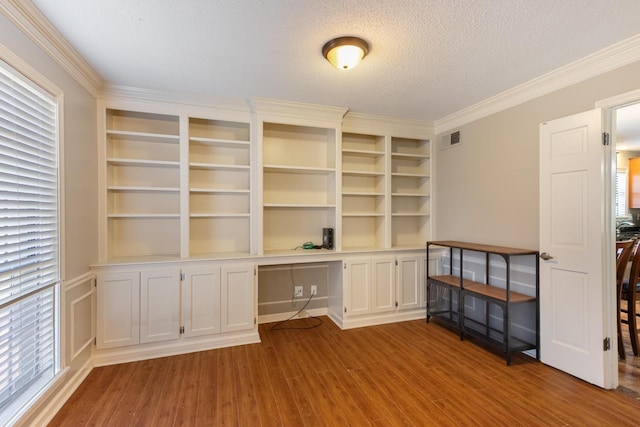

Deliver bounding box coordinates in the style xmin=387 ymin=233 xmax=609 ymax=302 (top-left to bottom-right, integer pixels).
xmin=434 ymin=61 xmax=640 ymax=250
xmin=258 ymin=263 xmax=329 ymax=320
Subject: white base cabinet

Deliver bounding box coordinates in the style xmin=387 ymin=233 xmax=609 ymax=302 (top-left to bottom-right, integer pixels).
xmin=330 ymin=253 xmax=425 ymax=329
xmin=344 ymin=257 xmax=396 ymax=317
xmin=220 ymin=265 xmax=255 ymax=332
xmin=372 ymin=257 xmax=396 ymax=313
xmin=182 ymin=267 xmax=221 ymax=338
xmin=94 ymin=251 xmax=436 ymax=365
xmin=97 ymin=268 xmax=183 ymax=350
xmin=96 ymin=271 xmax=140 ymax=349
xmin=140 ymin=269 xmax=181 ymax=344
xmin=397 ymin=253 xmax=443 ymax=311
xmin=344 ymin=258 xmax=372 ymax=316
xmin=95 ymin=263 xmax=256 ymax=362
xmin=397 ymin=255 xmax=421 ymax=311
xmin=182 ymin=264 xmax=255 ymax=336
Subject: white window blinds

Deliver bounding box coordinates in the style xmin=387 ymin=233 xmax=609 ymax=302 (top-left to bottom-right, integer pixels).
xmin=0 ymin=60 xmax=58 ymax=418
xmin=616 ymin=169 xmax=627 ymax=218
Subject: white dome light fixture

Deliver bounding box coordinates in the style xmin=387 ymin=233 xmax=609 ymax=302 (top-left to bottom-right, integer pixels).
xmin=322 ymin=36 xmax=369 ymax=70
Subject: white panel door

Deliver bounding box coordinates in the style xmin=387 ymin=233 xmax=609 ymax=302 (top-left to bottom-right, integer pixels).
xmin=140 ymin=269 xmax=181 ymax=344
xmin=182 ymin=267 xmax=221 ymax=337
xmin=372 ymin=257 xmax=396 ymax=313
xmin=539 ymin=109 xmax=610 ymax=387
xmin=221 ymin=264 xmax=254 ymax=333
xmin=344 ymin=258 xmax=371 ymax=316
xmin=96 ymin=272 xmax=140 ymax=349
xmin=397 ymin=256 xmax=420 ymax=311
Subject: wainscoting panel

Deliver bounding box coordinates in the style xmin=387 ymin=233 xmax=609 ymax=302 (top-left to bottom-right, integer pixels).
xmin=64 ymin=272 xmax=95 ymax=365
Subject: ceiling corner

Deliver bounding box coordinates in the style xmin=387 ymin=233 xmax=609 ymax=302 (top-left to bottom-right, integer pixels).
xmin=0 ymin=0 xmax=104 ymax=96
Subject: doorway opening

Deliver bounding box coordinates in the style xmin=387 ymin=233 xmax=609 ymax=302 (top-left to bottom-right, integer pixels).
xmin=610 ymin=98 xmax=640 ymax=393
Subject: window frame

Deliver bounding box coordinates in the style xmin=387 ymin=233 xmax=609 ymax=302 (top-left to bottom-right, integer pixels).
xmin=0 ymin=45 xmax=65 ymax=425
xmin=616 ymin=167 xmax=629 ymax=218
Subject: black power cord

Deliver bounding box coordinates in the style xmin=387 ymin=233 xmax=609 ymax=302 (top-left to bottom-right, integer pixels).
xmin=270 ymin=293 xmax=323 ymax=330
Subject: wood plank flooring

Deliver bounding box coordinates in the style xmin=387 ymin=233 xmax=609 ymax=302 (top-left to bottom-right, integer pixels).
xmin=619 ymin=313 xmax=640 ymax=395
xmin=49 ymin=317 xmax=640 ymax=426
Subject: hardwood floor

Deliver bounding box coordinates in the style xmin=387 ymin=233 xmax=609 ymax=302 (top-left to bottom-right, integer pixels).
xmin=619 ymin=309 xmax=640 ymax=395
xmin=49 ymin=317 xmax=640 ymax=426
xmin=619 ymin=335 xmax=640 ymax=395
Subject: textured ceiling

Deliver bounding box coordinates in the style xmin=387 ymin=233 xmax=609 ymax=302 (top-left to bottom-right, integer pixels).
xmin=29 ymin=0 xmax=640 ymax=122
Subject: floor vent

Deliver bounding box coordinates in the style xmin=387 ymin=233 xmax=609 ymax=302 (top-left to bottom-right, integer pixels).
xmin=441 ymin=130 xmax=461 ymax=149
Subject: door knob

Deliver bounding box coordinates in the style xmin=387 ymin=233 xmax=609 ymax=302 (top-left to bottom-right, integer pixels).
xmin=540 ymin=252 xmax=554 ymax=260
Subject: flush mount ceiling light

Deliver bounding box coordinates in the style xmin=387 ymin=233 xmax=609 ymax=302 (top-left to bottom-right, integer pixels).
xmin=322 ymin=36 xmax=369 ymax=70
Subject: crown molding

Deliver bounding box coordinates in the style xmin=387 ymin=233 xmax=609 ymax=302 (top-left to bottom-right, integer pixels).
xmin=595 ymin=88 xmax=640 ymax=109
xmin=0 ymin=0 xmax=103 ymax=97
xmin=102 ymin=85 xmax=252 ymax=115
xmin=435 ymin=33 xmax=640 ymax=135
xmin=251 ymin=97 xmax=349 ymax=126
xmin=343 ymin=111 xmax=434 ymax=138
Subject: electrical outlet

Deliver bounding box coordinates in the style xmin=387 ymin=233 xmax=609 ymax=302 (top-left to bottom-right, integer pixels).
xmin=294 ymin=286 xmax=303 ymax=297
xmin=311 ymin=285 xmax=317 ymax=296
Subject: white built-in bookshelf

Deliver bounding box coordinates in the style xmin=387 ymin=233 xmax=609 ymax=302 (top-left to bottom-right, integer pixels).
xmin=390 ymin=137 xmax=431 ymax=248
xmin=188 ymin=117 xmax=251 ymax=256
xmin=341 ymin=114 xmax=432 ymax=252
xmin=341 ymin=132 xmax=387 ymax=250
xmin=261 ymin=122 xmax=338 ymax=253
xmin=98 ymin=98 xmax=432 ymax=262
xmin=104 ymin=109 xmax=181 ymax=259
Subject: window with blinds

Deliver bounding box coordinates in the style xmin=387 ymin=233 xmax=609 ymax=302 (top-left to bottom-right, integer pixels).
xmin=616 ymin=169 xmax=628 ymax=218
xmin=0 ymin=60 xmax=59 ymax=422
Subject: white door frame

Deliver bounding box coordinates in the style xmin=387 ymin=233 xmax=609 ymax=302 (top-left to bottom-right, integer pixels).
xmin=596 ymin=88 xmax=640 ymax=387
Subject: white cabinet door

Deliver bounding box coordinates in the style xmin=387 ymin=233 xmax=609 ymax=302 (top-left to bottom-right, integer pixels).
xmin=96 ymin=272 xmax=140 ymax=349
xmin=372 ymin=257 xmax=396 ymax=313
xmin=397 ymin=256 xmax=420 ymax=311
xmin=140 ymin=269 xmax=181 ymax=344
xmin=344 ymin=258 xmax=372 ymax=317
xmin=345 ymin=257 xmax=397 ymax=316
xmin=421 ymin=255 xmax=428 ymax=308
xmin=221 ymin=264 xmax=255 ymax=333
xmin=182 ymin=267 xmax=221 ymax=337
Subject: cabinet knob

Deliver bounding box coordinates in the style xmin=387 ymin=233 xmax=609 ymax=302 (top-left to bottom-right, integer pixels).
xmin=539 ymin=252 xmax=554 ymax=260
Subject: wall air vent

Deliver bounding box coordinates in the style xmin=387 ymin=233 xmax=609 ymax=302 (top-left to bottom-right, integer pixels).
xmin=441 ymin=130 xmax=461 ymax=150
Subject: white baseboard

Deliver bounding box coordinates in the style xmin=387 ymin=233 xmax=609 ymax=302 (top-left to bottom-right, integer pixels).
xmin=328 ymin=308 xmax=426 ymax=330
xmin=258 ymin=307 xmax=328 ymax=324
xmin=92 ymin=329 xmax=261 ymax=367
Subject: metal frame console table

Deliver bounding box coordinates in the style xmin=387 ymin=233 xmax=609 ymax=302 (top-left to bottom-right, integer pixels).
xmin=426 ymin=240 xmax=540 ymax=365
